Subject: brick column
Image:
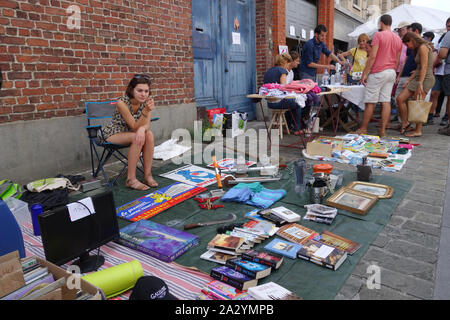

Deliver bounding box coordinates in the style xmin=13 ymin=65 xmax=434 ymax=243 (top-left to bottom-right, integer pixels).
xmin=271 ymin=0 xmax=286 ymax=57
xmin=317 ymin=0 xmax=335 ymax=71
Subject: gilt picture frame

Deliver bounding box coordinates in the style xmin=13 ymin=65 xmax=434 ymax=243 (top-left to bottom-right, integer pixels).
xmin=346 ymin=181 xmax=394 ymax=199
xmin=325 ymin=187 xmax=378 ymax=215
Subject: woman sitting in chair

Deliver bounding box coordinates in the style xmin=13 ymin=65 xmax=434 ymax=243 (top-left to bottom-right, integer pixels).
xmin=102 ymin=74 xmax=158 ymax=190
xmin=263 ymin=53 xmax=303 ymax=135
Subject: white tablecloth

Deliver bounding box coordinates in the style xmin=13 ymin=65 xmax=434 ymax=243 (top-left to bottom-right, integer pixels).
xmin=325 ymin=85 xmax=366 ymax=110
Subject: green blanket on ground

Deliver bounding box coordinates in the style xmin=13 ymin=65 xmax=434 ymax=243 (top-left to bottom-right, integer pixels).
xmin=110 ymin=159 xmax=412 ymax=300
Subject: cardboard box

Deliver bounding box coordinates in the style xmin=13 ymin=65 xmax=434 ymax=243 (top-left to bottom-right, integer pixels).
xmin=35 ymin=256 xmax=104 ymax=300
xmin=306 ymin=136 xmax=343 ymax=157
xmin=0 ymin=251 xmax=104 ymax=300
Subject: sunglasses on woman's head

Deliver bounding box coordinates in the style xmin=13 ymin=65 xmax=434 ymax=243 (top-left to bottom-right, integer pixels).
xmin=133 ymin=74 xmax=150 ymax=80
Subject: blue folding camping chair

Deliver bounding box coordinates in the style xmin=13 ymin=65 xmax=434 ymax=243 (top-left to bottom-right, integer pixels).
xmin=84 ymin=100 xmax=159 ymax=187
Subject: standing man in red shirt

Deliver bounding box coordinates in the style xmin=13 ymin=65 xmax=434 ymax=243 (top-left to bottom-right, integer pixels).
xmin=357 ymin=14 xmax=403 ymax=137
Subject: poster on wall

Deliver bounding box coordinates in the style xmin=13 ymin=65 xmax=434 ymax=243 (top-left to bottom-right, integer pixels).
xmin=278 ymin=45 xmax=288 ymax=54
xmin=116 ymin=182 xmax=206 ymax=221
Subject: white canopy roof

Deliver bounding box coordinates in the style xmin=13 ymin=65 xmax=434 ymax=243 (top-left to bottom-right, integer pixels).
xmin=348 ymin=4 xmax=450 ymax=38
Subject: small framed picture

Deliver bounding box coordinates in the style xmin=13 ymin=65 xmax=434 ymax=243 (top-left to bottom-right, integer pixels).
xmin=346 ymin=181 xmax=394 ymax=199
xmin=325 ymin=187 xmax=378 ymax=215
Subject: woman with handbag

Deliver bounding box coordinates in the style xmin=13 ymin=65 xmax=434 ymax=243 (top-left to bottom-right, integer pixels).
xmin=395 ymin=32 xmax=435 ymax=137
xmin=338 ymin=33 xmax=370 ymax=84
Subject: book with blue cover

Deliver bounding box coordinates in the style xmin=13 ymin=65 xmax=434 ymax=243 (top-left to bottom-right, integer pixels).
xmin=118 ymin=219 xmax=199 ymax=263
xmin=263 ymin=238 xmax=303 ymax=259
xmin=225 ymin=258 xmax=271 ymax=279
xmin=210 ymin=266 xmax=258 ymax=291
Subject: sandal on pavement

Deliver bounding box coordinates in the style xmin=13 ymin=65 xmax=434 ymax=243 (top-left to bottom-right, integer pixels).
xmin=399 ymin=123 xmax=412 ymax=135
xmin=144 ymin=176 xmax=159 ymax=188
xmin=126 ymin=179 xmax=150 ymax=191
xmin=351 ymin=129 xmax=368 ymax=135
xmin=377 ymin=131 xmax=386 ymax=138
xmin=404 ymin=131 xmax=422 ymax=138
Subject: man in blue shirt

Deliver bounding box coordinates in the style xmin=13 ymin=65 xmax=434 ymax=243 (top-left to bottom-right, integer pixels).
xmin=298 ymin=25 xmax=345 ymax=81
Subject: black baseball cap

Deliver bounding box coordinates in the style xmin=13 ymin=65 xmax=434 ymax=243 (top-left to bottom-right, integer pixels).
xmin=129 ymin=276 xmax=178 ymax=300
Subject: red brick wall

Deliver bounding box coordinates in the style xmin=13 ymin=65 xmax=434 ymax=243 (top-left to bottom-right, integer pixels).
xmin=317 ymin=0 xmax=335 ymax=71
xmin=0 ymin=0 xmax=194 ymax=123
xmin=271 ymin=0 xmax=286 ymax=58
xmin=255 ymin=0 xmax=273 ymax=88
xmin=255 ymin=0 xmax=287 ymax=88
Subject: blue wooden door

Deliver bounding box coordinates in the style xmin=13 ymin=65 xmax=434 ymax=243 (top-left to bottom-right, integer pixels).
xmin=220 ymin=0 xmax=256 ymax=119
xmin=192 ymin=0 xmax=256 ymax=119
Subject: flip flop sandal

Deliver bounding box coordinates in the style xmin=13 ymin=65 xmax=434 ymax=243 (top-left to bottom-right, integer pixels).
xmin=400 ymin=123 xmax=412 ymax=135
xmin=126 ymin=179 xmax=150 ymax=191
xmin=404 ymin=132 xmax=422 ymax=138
xmin=144 ymin=177 xmax=159 ymax=188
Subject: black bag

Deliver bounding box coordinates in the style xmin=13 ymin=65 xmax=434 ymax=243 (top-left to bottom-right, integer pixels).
xmin=222 ymin=113 xmax=233 ymax=137
xmin=442 ymin=74 xmax=450 ymax=96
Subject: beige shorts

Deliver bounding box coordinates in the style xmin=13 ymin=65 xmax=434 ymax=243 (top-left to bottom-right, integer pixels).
xmin=364 ymin=69 xmax=396 ymax=104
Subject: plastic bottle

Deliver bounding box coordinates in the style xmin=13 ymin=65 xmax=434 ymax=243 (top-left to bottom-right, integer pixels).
xmin=30 ymin=203 xmax=43 ymax=236
xmin=322 ymin=69 xmax=329 ymax=86
xmin=330 ymin=74 xmax=335 ymax=85
xmin=293 ymin=158 xmax=307 ymax=195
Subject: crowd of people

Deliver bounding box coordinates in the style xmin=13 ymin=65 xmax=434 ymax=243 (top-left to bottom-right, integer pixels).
xmin=262 ymin=14 xmax=450 ymax=139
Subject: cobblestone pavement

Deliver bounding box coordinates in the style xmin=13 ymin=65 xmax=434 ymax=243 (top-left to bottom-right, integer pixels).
xmin=73 ymin=115 xmax=450 ymax=300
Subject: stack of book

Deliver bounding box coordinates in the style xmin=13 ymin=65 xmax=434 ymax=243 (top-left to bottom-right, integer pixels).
xmin=257 ymin=206 xmax=301 ymax=225
xmin=303 ymin=204 xmax=338 ymax=225
xmin=197 ymin=280 xmax=254 ymax=300
xmin=1 ymin=257 xmax=94 ymax=300
xmin=207 ymin=251 xmax=280 ymax=291
xmin=297 ymin=239 xmax=348 ymax=271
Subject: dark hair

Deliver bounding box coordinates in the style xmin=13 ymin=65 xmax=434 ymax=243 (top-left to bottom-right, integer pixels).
xmin=289 ymin=50 xmax=300 ymax=61
xmin=423 ymin=32 xmax=435 ymax=41
xmin=379 ymin=14 xmax=392 ymax=26
xmin=447 ymin=17 xmax=450 ymax=25
xmin=410 ymin=22 xmax=423 ymax=34
xmin=314 ymin=24 xmax=327 ymax=35
xmin=438 ymin=32 xmax=447 ymax=44
xmin=125 ymin=74 xmax=151 ymax=99
xmin=402 ymin=32 xmax=430 ymax=55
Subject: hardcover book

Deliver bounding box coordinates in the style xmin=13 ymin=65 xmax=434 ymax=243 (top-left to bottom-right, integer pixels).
xmin=263 ymin=238 xmax=303 ymax=259
xmin=248 ymin=282 xmax=302 ymax=300
xmin=225 ymin=258 xmax=271 ymax=279
xmin=297 ymin=239 xmax=348 ymax=271
xmin=200 ymin=250 xmax=238 ymax=265
xmin=118 ymin=219 xmax=199 ymax=263
xmin=317 ymin=231 xmax=361 ymax=255
xmin=207 ymin=234 xmax=246 ymax=254
xmin=210 ymin=266 xmax=258 ymax=291
xmin=276 ymin=223 xmax=319 ymax=245
xmin=241 ymin=249 xmax=284 ymax=270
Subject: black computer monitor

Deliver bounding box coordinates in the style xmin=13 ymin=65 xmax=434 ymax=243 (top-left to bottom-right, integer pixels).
xmin=38 ymin=190 xmax=119 ymax=273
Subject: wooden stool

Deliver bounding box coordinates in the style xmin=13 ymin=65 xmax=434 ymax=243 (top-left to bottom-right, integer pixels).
xmin=268 ymin=109 xmax=290 ymax=139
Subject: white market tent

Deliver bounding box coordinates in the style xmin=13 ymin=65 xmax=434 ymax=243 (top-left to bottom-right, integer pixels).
xmin=348 ymin=4 xmax=450 ymax=39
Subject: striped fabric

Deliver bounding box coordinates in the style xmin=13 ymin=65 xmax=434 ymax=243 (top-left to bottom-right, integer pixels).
xmin=20 ymin=222 xmax=212 ymax=300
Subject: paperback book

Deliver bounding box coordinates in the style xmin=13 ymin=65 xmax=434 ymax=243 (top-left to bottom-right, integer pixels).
xmin=207 ymin=234 xmax=247 ymax=254
xmin=264 ymin=238 xmax=303 ymax=259
xmin=241 ymin=249 xmax=284 ymax=270
xmin=118 ymin=219 xmax=199 ymax=263
xmin=242 ymin=219 xmax=279 ymax=237
xmin=317 ymin=231 xmax=361 ymax=255
xmin=210 ymin=266 xmax=258 ymax=291
xmin=225 ymin=258 xmax=271 ymax=279
xmin=266 ymin=206 xmax=301 ymax=223
xmin=200 ymin=280 xmax=254 ymax=300
xmin=200 ymin=250 xmax=238 ymax=264
xmin=276 ymin=223 xmax=319 ymax=245
xmin=297 ymin=239 xmax=348 ymax=270
xmin=256 ymin=209 xmax=289 ymax=226
xmin=248 ymin=282 xmax=302 ymax=300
